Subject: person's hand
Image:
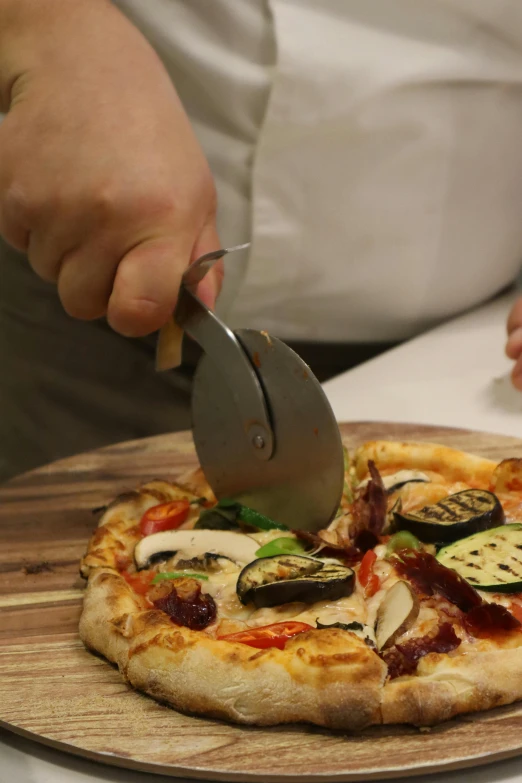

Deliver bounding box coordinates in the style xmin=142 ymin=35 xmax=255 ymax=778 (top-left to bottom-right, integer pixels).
xmin=505 ymin=296 xmax=522 ymax=389
xmin=0 ymin=0 xmax=222 ymax=337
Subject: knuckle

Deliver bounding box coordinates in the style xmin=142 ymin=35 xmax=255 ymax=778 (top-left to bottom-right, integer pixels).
xmin=2 ymin=182 xmax=36 ymax=227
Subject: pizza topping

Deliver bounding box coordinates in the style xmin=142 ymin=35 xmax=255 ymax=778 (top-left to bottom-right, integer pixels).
xmin=218 ymin=621 xmax=313 ymax=650
xmin=491 ymin=458 xmax=522 ymax=494
xmin=351 ymin=460 xmax=387 ymax=539
xmin=174 ymin=553 xmax=234 ymax=572
xmin=382 ymin=622 xmax=461 ymax=679
xmin=392 ymin=550 xmax=483 ymax=611
xmin=375 ymin=580 xmax=420 ymax=650
xmin=122 ymin=569 xmax=155 ymax=595
xmin=196 ymin=500 xmax=288 ymax=532
xmin=393 ymin=489 xmax=504 ymax=544
xmin=316 ymin=619 xmax=364 ymax=632
xmin=151 ymin=578 xmax=217 ymax=630
xmin=236 ymin=555 xmax=355 ymax=608
xmin=357 ymin=550 xmax=381 ymax=597
xmin=437 ymin=524 xmax=522 ymax=593
xmin=255 ymin=537 xmax=307 ymax=558
xmin=139 ymin=500 xmax=191 ymax=536
xmin=462 ymin=602 xmax=521 ymax=637
xmin=316 ymin=619 xmax=376 ymax=648
xmin=294 ymin=530 xmax=363 ymax=564
xmin=134 ymin=529 xmax=259 ymax=570
xmin=152 ymin=571 xmax=209 ymax=583
xmin=385 ymin=530 xmax=422 ymax=556
xmin=359 ymin=470 xmax=430 ymax=495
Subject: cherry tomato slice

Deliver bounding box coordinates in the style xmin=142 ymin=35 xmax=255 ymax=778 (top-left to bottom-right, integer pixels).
xmin=218 ymin=621 xmax=313 ymax=650
xmin=358 ymin=550 xmax=381 ymax=597
xmin=140 ymin=500 xmax=190 ymax=536
xmin=122 ymin=570 xmax=154 ymax=595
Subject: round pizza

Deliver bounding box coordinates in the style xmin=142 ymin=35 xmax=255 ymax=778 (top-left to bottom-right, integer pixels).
xmin=79 ymin=439 xmax=522 ymax=731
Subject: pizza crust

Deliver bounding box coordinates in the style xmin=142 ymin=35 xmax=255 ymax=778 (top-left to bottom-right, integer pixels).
xmin=80 ymin=568 xmax=386 ymax=730
xmin=80 ymin=566 xmax=522 ymax=729
xmin=354 ymin=441 xmax=496 ymax=486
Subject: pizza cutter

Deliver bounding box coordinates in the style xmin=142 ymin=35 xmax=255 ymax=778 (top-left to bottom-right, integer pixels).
xmin=160 ymin=244 xmax=344 ymax=531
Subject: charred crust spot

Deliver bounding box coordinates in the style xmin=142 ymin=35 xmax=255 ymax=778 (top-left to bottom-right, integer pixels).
xmin=142 ymin=488 xmax=171 ymax=503
xmin=162 ymin=631 xmax=187 ymax=653
xmin=248 ymin=649 xmax=270 ymax=662
xmin=130 ymin=633 xmax=163 ymax=658
xmin=105 ymin=491 xmax=140 ymax=512
xmin=23 ymin=561 xmax=53 ymax=575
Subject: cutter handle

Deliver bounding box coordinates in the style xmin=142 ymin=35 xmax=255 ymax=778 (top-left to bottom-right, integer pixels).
xmin=174 ymin=248 xmax=275 ymax=461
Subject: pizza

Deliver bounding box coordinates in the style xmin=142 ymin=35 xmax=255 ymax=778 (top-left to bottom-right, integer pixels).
xmin=79 ymin=439 xmax=522 ymax=731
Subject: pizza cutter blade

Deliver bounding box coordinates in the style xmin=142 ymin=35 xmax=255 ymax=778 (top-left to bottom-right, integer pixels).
xmin=173 ymin=246 xmax=344 ymax=531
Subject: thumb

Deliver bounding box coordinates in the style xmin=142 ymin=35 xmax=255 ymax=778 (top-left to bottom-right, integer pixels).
xmin=107 ymin=235 xmax=191 ymax=337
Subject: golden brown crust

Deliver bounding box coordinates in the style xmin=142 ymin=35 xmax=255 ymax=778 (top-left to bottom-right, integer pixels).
xmin=79 ymin=441 xmax=522 ymax=730
xmin=80 ymin=568 xmax=386 ymax=730
xmin=80 ymin=480 xmax=200 ymax=576
xmin=353 ymin=440 xmax=496 ymax=486
xmin=381 ymin=646 xmax=522 ymax=725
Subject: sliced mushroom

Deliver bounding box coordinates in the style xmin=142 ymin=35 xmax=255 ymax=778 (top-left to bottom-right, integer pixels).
xmin=375 ymin=580 xmax=420 ymax=650
xmin=237 ymin=554 xmax=354 ymax=608
xmin=134 ymin=530 xmax=258 ymax=570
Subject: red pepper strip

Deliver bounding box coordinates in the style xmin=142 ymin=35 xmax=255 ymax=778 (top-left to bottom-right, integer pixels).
xmin=140 ymin=500 xmax=190 ymax=536
xmin=122 ymin=570 xmax=154 ymax=595
xmin=218 ymin=621 xmax=313 ymax=650
xmin=358 ymin=550 xmax=380 ymax=597
xmin=510 ymin=601 xmax=522 ymax=624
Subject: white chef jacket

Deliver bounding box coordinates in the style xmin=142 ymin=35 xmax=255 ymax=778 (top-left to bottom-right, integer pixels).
xmin=118 ymin=0 xmax=522 ymax=342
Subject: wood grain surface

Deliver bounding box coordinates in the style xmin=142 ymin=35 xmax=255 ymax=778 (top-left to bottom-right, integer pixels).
xmin=2 ymin=422 xmax=522 ymax=782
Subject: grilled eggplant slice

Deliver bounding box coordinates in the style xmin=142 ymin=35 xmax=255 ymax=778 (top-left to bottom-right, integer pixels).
xmin=236 ymin=554 xmax=354 ymax=608
xmin=393 ymin=489 xmax=504 ymax=543
xmin=437 ymin=523 xmax=522 ymax=592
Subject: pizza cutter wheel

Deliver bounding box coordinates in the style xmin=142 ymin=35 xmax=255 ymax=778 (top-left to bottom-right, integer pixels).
xmin=170 ymin=245 xmax=344 ymax=532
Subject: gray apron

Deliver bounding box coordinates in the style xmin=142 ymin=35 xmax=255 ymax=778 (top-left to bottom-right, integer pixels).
xmin=0 ymin=237 xmax=192 ymax=482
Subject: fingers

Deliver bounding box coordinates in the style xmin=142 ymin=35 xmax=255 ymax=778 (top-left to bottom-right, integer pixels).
xmin=505 ymin=297 xmax=522 ymax=390
xmin=506 ymin=296 xmax=522 ymax=359
xmin=107 ymin=235 xmax=193 ymax=337
xmin=506 ymin=325 xmax=522 ymax=361
xmin=57 ymin=246 xmax=118 ymax=320
xmin=512 ymin=358 xmax=522 ymax=391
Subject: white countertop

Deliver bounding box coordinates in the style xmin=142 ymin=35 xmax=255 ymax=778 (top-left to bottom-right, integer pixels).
xmin=3 ymin=288 xmax=522 ymax=783
xmin=323 ymin=289 xmax=522 ymax=438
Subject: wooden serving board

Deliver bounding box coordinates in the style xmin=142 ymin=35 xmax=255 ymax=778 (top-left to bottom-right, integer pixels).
xmin=2 ymin=422 xmax=522 ymax=782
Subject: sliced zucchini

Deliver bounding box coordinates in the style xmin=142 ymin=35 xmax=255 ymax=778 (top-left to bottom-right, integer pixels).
xmin=437 ymin=524 xmax=522 ymax=592
xmin=236 ymin=554 xmax=354 ymax=608
xmin=393 ymin=489 xmax=504 ymax=543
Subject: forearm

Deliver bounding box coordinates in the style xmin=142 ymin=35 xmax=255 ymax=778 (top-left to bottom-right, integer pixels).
xmin=0 ymin=0 xmax=114 ymax=111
